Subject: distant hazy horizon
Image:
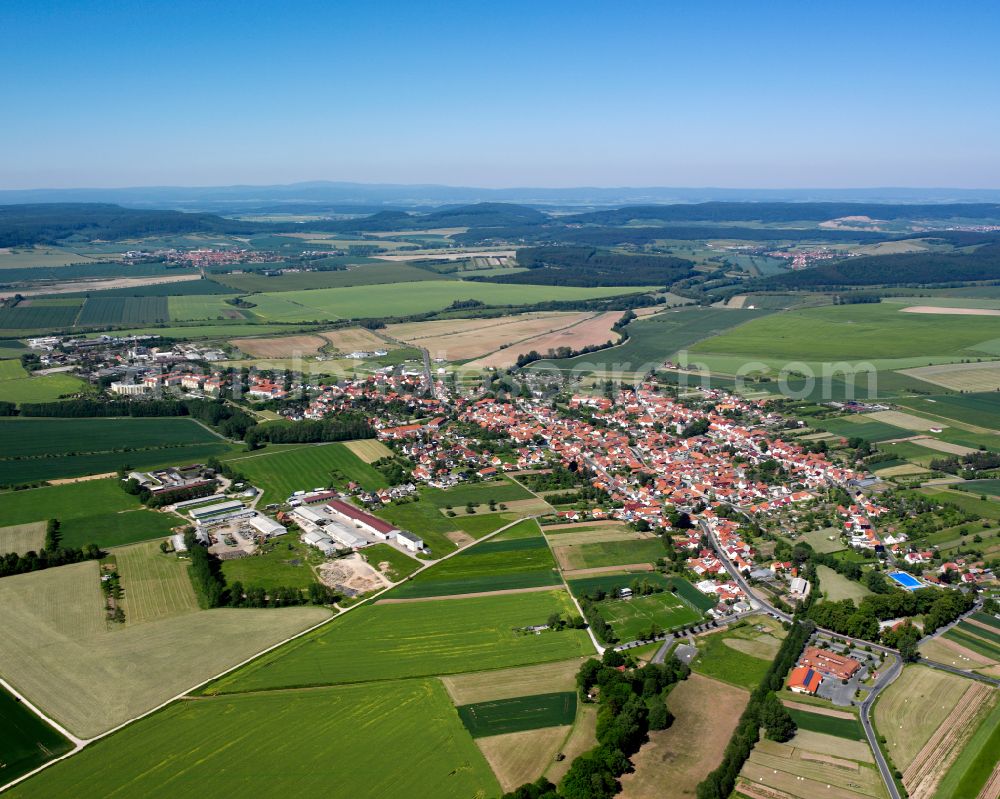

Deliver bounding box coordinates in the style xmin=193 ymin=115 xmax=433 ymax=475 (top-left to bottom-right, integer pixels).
xmin=2 ymin=0 xmax=999 ymax=189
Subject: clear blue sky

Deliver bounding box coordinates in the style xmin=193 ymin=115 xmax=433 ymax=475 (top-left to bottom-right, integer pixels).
xmin=2 ymin=0 xmax=998 ymax=189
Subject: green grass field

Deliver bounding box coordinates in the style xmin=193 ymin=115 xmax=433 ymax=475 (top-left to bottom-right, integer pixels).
xmin=690 ymin=621 xmax=785 ymax=690
xmin=7 ymin=679 xmax=499 ymax=799
xmin=220 ymin=534 xmax=324 ymax=590
xmin=248 ymin=280 xmax=653 ymax=322
xmin=691 ymin=304 xmax=1000 ymax=363
xmin=786 ymin=707 xmax=864 ymax=740
xmin=955 ymin=479 xmax=1000 ymax=497
xmin=917 ymin=488 xmax=1000 ymax=520
xmin=600 ymin=592 xmax=701 ymax=641
xmin=362 ymin=542 xmax=421 ymax=582
xmin=117 ymin=541 xmax=199 ymax=624
xmin=943 ymin=628 xmax=1000 ymax=660
xmin=0 ymin=479 xmax=179 ymax=549
xmin=896 ymin=393 xmax=1000 ymax=431
xmin=388 ymin=523 xmax=560 ymax=598
xmin=207 ymin=590 xmax=594 ymax=693
xmin=0 ymin=440 xmax=237 ymax=486
xmin=375 ymin=498 xmax=464 ymax=557
xmin=0 ymin=417 xmax=221 ymax=458
xmin=216 ymin=261 xmax=448 ymax=292
xmin=457 ymin=691 xmax=577 ymax=738
xmin=0 ymin=686 xmax=72 ymax=786
xmin=556 ymin=538 xmax=668 ymax=570
xmin=166 ymin=294 xmax=245 ymax=321
xmin=932 ymin=696 xmax=1000 ymax=799
xmin=813 ymin=417 xmax=910 ymax=442
xmin=454 ymin=512 xmax=521 ymax=538
xmin=817 ymin=565 xmax=872 ymax=602
xmin=970 ymin=612 xmax=1000 ymax=631
xmin=221 ymin=441 xmax=388 ymax=504
xmin=0 ymin=368 xmax=88 ymax=405
xmin=422 ymin=478 xmax=533 ymax=508
xmin=526 ymin=307 xmax=767 ymax=374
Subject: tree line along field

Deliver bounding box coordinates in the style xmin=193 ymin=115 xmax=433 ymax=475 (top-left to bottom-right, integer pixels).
xmin=204 ymin=589 xmax=594 ymax=694
xmin=0 ymin=686 xmax=72 ymax=786
xmin=386 ymin=522 xmax=561 ymax=598
xmin=220 ymin=442 xmax=388 ymax=506
xmin=0 ymin=479 xmax=178 ymax=550
xmin=526 ymin=306 xmax=768 ymax=374
xmin=5 ymin=679 xmax=500 ymax=799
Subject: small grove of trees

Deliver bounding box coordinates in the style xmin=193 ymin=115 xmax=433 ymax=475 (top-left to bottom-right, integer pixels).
xmin=503 ymin=650 xmax=690 ymax=799
xmin=244 ymin=414 xmax=375 ymax=447
xmin=807 ymin=587 xmax=974 ymax=642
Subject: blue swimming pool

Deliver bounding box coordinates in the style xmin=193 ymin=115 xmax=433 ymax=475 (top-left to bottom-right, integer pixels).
xmin=888 ymin=571 xmax=922 ymax=591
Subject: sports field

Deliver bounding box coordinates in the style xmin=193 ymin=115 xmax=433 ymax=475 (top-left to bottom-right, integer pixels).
xmin=0 ymin=479 xmax=180 ymax=549
xmin=0 ymin=686 xmax=72 ymax=786
xmin=221 ymin=441 xmax=388 ymax=504
xmin=388 ymin=524 xmax=561 ymax=598
xmin=248 ymin=280 xmax=653 ymax=322
xmin=0 ymin=561 xmax=330 ymax=736
xmin=6 ymin=680 xmax=499 ymax=799
xmin=207 ymin=590 xmax=594 ymax=693
xmin=600 ymin=592 xmax=701 ymax=641
xmin=457 ymin=691 xmax=577 ymax=737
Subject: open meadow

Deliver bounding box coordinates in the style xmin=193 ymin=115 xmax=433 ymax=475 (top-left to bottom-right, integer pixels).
xmin=551 ymin=537 xmax=668 ymax=571
xmin=206 ymin=589 xmax=594 ymax=693
xmin=386 ymin=522 xmax=561 ymax=598
xmin=6 ymin=679 xmax=499 ymax=799
xmin=0 ymin=363 xmax=88 ymax=405
xmin=690 ymin=617 xmax=787 ymax=690
xmin=221 ymin=441 xmax=388 ymax=504
xmin=0 ymin=561 xmax=330 ymax=737
xmin=0 ymin=479 xmax=180 ymax=549
xmin=817 ymin=564 xmax=873 ymax=602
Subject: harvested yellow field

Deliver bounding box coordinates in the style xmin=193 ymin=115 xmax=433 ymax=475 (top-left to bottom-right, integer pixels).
xmin=477 ymin=727 xmax=570 ymax=792
xmin=902 ymin=305 xmax=1000 ymax=316
xmin=230 ymin=334 xmax=328 ymax=358
xmin=545 ymin=703 xmax=598 ymax=784
xmin=876 ymin=463 xmax=931 ymax=478
xmin=864 ymin=410 xmax=946 ymax=431
xmin=342 ymin=439 xmax=393 ymax=463
xmin=467 ymin=312 xmax=622 ymax=369
xmin=389 ymin=312 xmax=589 ymax=362
xmin=0 ymin=561 xmax=330 ymax=737
xmin=319 ymin=327 xmax=392 ymax=353
xmin=907 ymin=436 xmax=976 ymax=456
xmin=739 ymin=741 xmax=887 ymax=799
xmin=0 ymin=521 xmax=46 ymax=554
xmin=874 ymin=665 xmax=972 ymax=768
xmin=542 ymin=528 xmax=650 ymax=547
xmin=440 ymin=658 xmax=586 ymax=705
xmin=900 ymin=361 xmax=1000 ymax=392
xmin=788 ymin=729 xmax=874 ymax=763
xmin=919 ymin=635 xmax=996 ymax=670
